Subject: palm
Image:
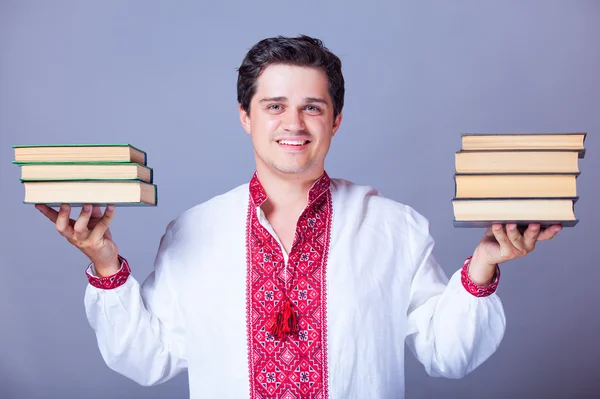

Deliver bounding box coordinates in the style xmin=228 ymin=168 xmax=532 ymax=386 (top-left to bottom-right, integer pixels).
xmin=36 ymin=203 xmax=119 ymax=268
xmin=476 ymin=230 xmax=510 ymax=265
xmin=86 ymin=206 xmax=114 ymax=241
xmin=75 ymin=206 xmax=117 ymax=264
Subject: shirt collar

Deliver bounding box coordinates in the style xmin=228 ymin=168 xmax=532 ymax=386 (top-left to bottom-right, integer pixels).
xmin=249 ymin=171 xmax=331 ymax=208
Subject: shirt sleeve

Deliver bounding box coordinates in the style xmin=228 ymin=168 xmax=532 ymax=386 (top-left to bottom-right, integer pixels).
xmin=403 ymin=207 xmax=506 ymax=379
xmin=83 ymin=220 xmax=187 ymax=386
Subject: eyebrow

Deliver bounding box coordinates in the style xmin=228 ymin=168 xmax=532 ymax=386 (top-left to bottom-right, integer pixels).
xmin=259 ymin=96 xmax=329 ymax=105
xmin=304 ymin=97 xmax=328 ymax=105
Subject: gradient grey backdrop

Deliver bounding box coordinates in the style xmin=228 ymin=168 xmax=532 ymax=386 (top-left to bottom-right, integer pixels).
xmin=1 ymin=1 xmax=598 ymax=398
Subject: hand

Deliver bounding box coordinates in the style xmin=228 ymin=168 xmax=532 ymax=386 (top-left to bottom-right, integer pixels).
xmin=468 ymin=223 xmax=562 ymax=286
xmin=36 ymin=203 xmax=120 ymax=276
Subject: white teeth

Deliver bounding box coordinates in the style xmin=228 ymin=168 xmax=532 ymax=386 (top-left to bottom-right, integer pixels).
xmin=279 ymin=140 xmax=307 ymax=146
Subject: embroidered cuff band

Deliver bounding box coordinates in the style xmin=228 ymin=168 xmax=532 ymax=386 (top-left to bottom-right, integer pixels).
xmin=85 ymin=255 xmax=131 ymax=290
xmin=460 ymin=256 xmax=500 ymax=297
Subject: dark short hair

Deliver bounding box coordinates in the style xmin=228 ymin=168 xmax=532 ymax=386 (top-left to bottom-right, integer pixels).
xmin=237 ymin=35 xmax=345 ymax=119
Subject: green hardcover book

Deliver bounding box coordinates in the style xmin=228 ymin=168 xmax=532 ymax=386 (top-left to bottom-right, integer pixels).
xmin=18 ymin=162 xmax=153 ymax=183
xmin=12 ymin=144 xmax=147 ymax=165
xmin=21 ymin=180 xmax=157 ymax=206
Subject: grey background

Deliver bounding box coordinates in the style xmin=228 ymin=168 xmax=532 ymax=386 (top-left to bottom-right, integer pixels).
xmin=1 ymin=1 xmax=598 ymax=398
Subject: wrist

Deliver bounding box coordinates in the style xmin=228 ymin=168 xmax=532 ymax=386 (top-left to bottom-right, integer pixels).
xmin=93 ymin=255 xmax=121 ymax=277
xmin=468 ymin=251 xmax=497 ymax=287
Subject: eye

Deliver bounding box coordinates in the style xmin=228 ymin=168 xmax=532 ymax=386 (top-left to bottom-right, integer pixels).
xmin=267 ymin=104 xmax=283 ymax=111
xmin=304 ymin=105 xmax=321 ymax=114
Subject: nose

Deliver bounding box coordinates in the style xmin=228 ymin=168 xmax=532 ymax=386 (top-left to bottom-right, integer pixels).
xmin=282 ymin=109 xmax=305 ymax=132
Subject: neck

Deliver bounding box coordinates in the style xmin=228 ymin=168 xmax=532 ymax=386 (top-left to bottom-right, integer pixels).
xmin=255 ymin=165 xmax=323 ymax=210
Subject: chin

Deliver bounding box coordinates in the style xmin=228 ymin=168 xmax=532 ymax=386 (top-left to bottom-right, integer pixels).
xmin=270 ymin=161 xmax=313 ymax=175
xmin=274 ymin=166 xmax=310 ymax=175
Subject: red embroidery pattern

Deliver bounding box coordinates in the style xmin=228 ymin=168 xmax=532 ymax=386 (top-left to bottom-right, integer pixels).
xmin=85 ymin=256 xmax=131 ymax=290
xmin=246 ymin=172 xmax=332 ymax=399
xmin=460 ymin=256 xmax=500 ymax=297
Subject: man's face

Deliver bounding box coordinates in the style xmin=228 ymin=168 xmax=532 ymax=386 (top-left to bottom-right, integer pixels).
xmin=239 ymin=64 xmax=342 ymax=177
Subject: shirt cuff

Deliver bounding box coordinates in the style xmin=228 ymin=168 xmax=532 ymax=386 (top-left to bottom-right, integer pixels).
xmin=460 ymin=256 xmax=500 ymax=297
xmin=85 ymin=255 xmax=131 ymax=290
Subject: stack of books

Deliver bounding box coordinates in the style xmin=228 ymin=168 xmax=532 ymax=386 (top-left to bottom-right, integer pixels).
xmin=12 ymin=144 xmax=157 ymax=206
xmin=451 ymin=133 xmax=586 ymax=228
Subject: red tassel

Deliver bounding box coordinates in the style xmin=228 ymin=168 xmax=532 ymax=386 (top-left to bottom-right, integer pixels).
xmin=268 ymin=299 xmax=298 ymax=340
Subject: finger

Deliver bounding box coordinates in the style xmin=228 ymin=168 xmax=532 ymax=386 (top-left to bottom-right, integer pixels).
xmin=55 ymin=204 xmax=75 ymax=236
xmin=523 ymin=223 xmax=541 ymax=251
xmin=505 ymin=223 xmax=525 ymax=251
xmin=35 ymin=204 xmax=59 ymax=223
xmin=537 ymin=224 xmax=563 ymax=241
xmin=91 ymin=205 xmax=103 ymax=219
xmin=89 ymin=205 xmax=115 ymax=241
xmin=73 ymin=204 xmax=93 ymax=240
xmin=483 ymin=225 xmax=496 ymax=238
xmin=492 ymin=224 xmax=522 ymax=258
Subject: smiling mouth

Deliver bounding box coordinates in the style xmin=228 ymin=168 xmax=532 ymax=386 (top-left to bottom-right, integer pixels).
xmin=277 ymin=139 xmax=311 ymax=146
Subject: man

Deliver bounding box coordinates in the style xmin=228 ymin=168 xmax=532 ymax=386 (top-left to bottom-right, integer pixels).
xmin=36 ymin=35 xmax=561 ymax=398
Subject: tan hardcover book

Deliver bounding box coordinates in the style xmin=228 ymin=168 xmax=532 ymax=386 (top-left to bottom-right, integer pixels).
xmin=454 ymin=174 xmax=577 ymax=198
xmin=451 ymin=198 xmax=578 ymax=227
xmin=455 ymin=151 xmax=580 ymax=174
xmin=461 ymin=133 xmax=586 ymax=156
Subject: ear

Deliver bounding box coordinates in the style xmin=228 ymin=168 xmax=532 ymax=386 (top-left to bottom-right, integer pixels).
xmin=239 ymin=104 xmax=251 ymax=135
xmin=331 ymin=112 xmax=343 ymax=137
